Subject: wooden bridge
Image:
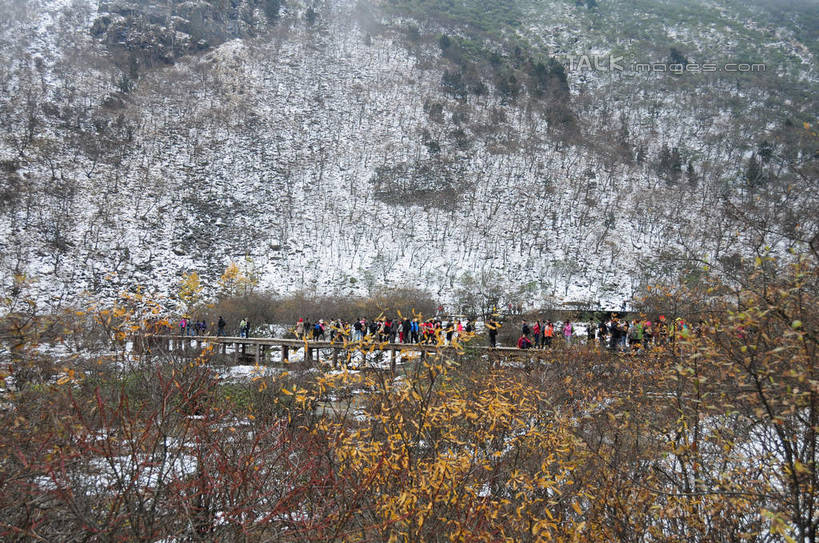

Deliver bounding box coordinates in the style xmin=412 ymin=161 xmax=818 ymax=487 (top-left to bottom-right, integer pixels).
xmin=133 ymin=335 xmax=531 ymax=371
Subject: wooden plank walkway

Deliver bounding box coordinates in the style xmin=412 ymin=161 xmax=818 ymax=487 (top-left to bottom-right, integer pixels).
xmin=132 ymin=335 xmax=539 ymax=370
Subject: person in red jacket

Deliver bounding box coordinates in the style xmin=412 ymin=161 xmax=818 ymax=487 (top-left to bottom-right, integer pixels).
xmin=517 ymin=334 xmax=532 ymax=349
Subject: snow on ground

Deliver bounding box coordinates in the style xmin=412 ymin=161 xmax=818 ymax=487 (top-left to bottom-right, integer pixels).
xmin=219 ymin=364 xmax=285 ymax=382
xmin=0 ymin=0 xmax=814 ymax=313
xmin=36 ymin=453 xmax=198 ymax=493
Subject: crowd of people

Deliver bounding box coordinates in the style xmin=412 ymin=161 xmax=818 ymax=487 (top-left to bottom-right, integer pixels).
xmin=172 ymin=314 xmax=701 ymax=352
xmin=171 ymin=315 xmax=480 ymax=345
xmin=292 ymin=317 xmax=478 ymax=345
xmin=515 ymin=315 xmax=702 ymax=353
xmin=177 ymin=317 xmax=207 ymax=336
xmin=175 ymin=316 xmax=230 ymax=337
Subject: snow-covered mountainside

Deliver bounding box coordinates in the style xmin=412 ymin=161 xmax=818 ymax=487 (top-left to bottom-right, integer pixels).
xmin=0 ymin=0 xmax=816 ymax=311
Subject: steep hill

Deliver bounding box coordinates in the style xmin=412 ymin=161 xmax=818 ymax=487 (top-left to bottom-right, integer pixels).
xmin=0 ymin=0 xmax=816 ymax=313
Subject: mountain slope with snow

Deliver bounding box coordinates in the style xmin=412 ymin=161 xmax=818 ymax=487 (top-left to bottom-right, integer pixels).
xmin=0 ymin=0 xmax=816 ymax=312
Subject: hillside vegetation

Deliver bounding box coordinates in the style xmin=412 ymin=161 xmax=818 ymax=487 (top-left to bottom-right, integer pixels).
xmin=0 ymin=0 xmax=815 ymax=313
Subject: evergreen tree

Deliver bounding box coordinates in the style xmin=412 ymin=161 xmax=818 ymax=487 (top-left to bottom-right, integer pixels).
xmin=618 ymin=113 xmax=632 ymax=162
xmin=669 ymin=47 xmax=688 ymax=66
xmin=618 ymin=113 xmax=629 ymax=142
xmin=470 ymin=80 xmax=488 ymax=96
xmin=746 ymin=154 xmax=764 ymax=187
xmin=686 ymin=160 xmax=697 ymax=187
xmin=528 ymin=61 xmax=548 ymax=98
xmin=496 ymin=72 xmax=520 ymax=102
xmin=670 ymin=147 xmax=683 ymax=175
xmin=441 ymin=69 xmax=468 ymax=100
xmin=424 ymin=138 xmax=441 ymax=155
xmin=263 ymin=0 xmax=281 ymax=21
xmin=758 ymin=140 xmax=774 ymax=163
xmin=636 ymin=143 xmax=646 ymax=165
xmin=438 ymin=34 xmax=451 ymax=52
xmin=116 ymin=71 xmax=134 ymax=94
xmin=305 ymin=7 xmax=318 ymax=26
xmin=548 ymin=57 xmax=570 ymax=95
xmin=657 ymin=143 xmax=672 ymax=174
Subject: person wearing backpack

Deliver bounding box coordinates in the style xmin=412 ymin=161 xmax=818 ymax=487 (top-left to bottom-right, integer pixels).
xmin=619 ymin=320 xmax=629 ymax=351
xmin=384 ymin=319 xmax=393 ymax=342
xmin=608 ymin=318 xmax=619 ymax=350
xmin=487 ymin=319 xmax=498 ymax=347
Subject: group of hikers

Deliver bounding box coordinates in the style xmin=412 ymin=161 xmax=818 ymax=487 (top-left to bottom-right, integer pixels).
xmin=293 ymin=317 xmax=478 ymax=345
xmin=178 ymin=315 xmax=243 ymax=338
xmin=515 ymin=315 xmax=700 ymax=353
xmin=177 ymin=317 xmax=208 ymax=336
xmin=174 ymin=313 xmax=699 ymax=352
xmin=515 ymin=320 xmax=566 ymax=349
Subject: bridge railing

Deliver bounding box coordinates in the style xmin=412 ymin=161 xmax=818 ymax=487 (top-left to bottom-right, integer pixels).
xmin=131 ymin=334 xmax=541 ymax=371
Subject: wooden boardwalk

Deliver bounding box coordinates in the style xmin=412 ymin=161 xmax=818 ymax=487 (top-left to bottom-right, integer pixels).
xmin=133 ymin=335 xmax=535 ymax=370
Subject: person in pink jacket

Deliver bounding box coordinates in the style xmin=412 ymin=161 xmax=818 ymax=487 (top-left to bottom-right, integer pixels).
xmin=563 ymin=320 xmax=574 ymax=347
